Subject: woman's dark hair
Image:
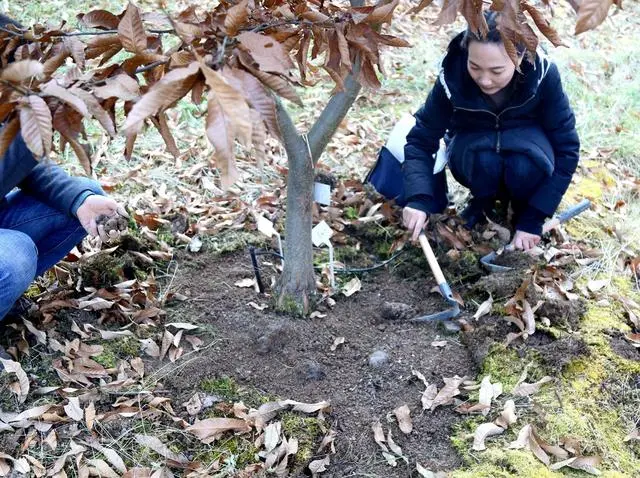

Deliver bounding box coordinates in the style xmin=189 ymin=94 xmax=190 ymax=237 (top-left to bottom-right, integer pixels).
xmin=460 ymin=11 xmax=526 ymax=55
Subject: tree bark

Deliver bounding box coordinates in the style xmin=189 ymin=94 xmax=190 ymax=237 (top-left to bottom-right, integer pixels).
xmin=274 ymin=100 xmax=316 ymax=314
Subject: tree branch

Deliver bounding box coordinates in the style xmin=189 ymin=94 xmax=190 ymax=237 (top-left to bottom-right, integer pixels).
xmin=307 ymin=62 xmax=362 ymax=163
xmin=275 ymin=98 xmax=305 ymax=158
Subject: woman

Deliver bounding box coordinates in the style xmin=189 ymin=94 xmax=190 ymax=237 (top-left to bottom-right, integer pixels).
xmin=402 ymin=12 xmax=580 ymax=251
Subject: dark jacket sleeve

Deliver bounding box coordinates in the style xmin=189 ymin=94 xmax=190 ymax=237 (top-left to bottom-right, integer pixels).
xmin=402 ymin=77 xmax=453 ymax=214
xmin=519 ymin=63 xmax=580 ymax=233
xmin=0 ymin=133 xmax=105 ymax=216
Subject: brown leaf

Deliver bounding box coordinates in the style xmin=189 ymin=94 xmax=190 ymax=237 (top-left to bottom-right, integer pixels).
xmin=434 ymin=0 xmax=460 ymax=26
xmin=0 ymin=359 xmax=29 ymax=403
xmin=222 ymin=67 xmax=281 ymax=139
xmin=206 ymin=94 xmax=239 ymax=189
xmin=0 ymin=117 xmax=20 ymax=160
xmin=512 ymin=376 xmax=553 ymax=396
xmin=150 ymin=113 xmax=180 ymax=158
xmin=187 ymin=418 xmax=252 ymax=443
xmin=123 ymin=62 xmax=200 ymax=133
xmin=521 ymin=1 xmax=565 ymax=47
xmin=409 ymin=0 xmax=436 ymax=14
xmin=393 ymin=404 xmax=412 ymax=434
xmin=201 ymin=64 xmax=252 ymax=147
xmin=70 ymin=88 xmax=116 ymax=137
xmin=63 ymin=37 xmax=86 ymax=69
xmin=527 ymin=426 xmax=550 ymax=466
xmin=436 ymin=222 xmax=466 ymax=250
xmin=118 ymin=3 xmax=148 ymax=53
xmin=575 ymin=0 xmax=614 ymax=35
xmin=18 ymin=95 xmax=52 ymax=158
xmin=237 ymin=32 xmax=295 ymax=76
xmin=238 ymin=50 xmax=302 ymax=105
xmin=93 ymin=74 xmax=140 ymax=102
xmin=224 ymin=0 xmax=249 ymax=36
xmin=0 ymin=60 xmax=44 ymax=83
xmin=79 ymin=10 xmax=120 ymax=30
xmin=134 ymin=434 xmax=188 ymax=463
xmin=550 ymin=456 xmax=602 ymax=475
xmin=64 ymin=397 xmax=83 ymax=422
xmin=41 ymin=81 xmax=89 ymax=117
xmin=431 ymin=375 xmax=464 ymax=411
xmin=494 ymin=399 xmax=517 ymax=429
xmin=522 ymin=299 xmax=536 ymax=335
xmin=472 ymin=422 xmax=504 ymax=451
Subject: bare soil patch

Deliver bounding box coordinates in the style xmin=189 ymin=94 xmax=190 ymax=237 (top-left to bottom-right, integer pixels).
xmin=163 ymin=250 xmax=476 ymax=476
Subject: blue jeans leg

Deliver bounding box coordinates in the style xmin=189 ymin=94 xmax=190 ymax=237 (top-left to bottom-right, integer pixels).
xmin=0 ymin=191 xmax=87 ymax=321
xmin=0 ymin=230 xmax=38 ymax=321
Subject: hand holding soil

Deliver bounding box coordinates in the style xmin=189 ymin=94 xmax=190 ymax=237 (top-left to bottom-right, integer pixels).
xmin=95 ymin=211 xmax=129 ymax=243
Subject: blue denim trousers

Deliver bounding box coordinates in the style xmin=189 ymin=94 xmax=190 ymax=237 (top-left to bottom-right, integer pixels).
xmin=0 ymin=191 xmax=87 ymax=321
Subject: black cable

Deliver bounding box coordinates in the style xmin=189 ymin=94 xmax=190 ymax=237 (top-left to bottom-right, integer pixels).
xmin=248 ymin=247 xmax=407 ymax=275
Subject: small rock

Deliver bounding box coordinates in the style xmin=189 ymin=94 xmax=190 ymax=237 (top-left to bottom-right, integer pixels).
xmin=369 ymin=350 xmax=389 ymax=368
xmin=442 ymin=321 xmax=462 ymax=334
xmin=303 ymin=361 xmax=326 ymax=381
xmin=377 ymin=324 xmax=387 ymax=332
xmin=201 ymin=394 xmax=223 ymax=409
xmin=381 ymin=302 xmax=416 ymax=321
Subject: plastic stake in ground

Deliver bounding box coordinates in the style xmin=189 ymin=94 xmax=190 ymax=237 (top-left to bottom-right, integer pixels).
xmin=480 ymin=199 xmax=591 ymax=273
xmin=411 ymin=232 xmax=461 ymax=323
xmin=312 ymin=221 xmax=336 ymax=291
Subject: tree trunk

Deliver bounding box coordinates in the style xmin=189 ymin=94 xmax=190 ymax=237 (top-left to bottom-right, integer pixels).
xmin=276 ymin=144 xmax=316 ymax=315
xmin=273 ymin=62 xmax=363 ymax=315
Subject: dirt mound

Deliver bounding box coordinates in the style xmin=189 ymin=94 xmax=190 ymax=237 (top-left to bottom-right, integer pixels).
xmin=162 ymin=250 xmax=476 ymax=476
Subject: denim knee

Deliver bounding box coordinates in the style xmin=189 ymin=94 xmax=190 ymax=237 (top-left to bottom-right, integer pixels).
xmin=0 ymin=230 xmax=38 ymax=300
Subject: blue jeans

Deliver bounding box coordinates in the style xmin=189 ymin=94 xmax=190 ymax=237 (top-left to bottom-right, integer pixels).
xmin=0 ymin=191 xmax=87 ymax=321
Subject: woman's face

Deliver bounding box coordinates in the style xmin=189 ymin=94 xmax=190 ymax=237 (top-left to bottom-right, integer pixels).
xmin=467 ymin=40 xmax=517 ymax=95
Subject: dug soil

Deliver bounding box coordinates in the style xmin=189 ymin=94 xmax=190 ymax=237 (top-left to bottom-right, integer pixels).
xmin=163 ymin=250 xmax=475 ymax=477
xmin=159 ymin=246 xmax=588 ymax=477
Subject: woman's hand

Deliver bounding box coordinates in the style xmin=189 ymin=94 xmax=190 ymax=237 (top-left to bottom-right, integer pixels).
xmin=77 ymin=195 xmax=129 ymax=241
xmin=403 ymin=207 xmax=428 ymax=242
xmin=512 ymin=230 xmax=540 ymax=251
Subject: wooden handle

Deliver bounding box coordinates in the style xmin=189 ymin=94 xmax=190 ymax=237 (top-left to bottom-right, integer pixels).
xmin=418 ymin=233 xmax=447 ymax=285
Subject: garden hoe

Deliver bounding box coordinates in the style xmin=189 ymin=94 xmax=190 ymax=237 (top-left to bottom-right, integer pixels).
xmin=412 ymin=231 xmax=461 ymax=323
xmin=481 ymin=199 xmax=592 ymax=273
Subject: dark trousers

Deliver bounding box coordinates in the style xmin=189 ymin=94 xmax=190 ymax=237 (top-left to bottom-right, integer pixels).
xmin=448 ymin=149 xmax=549 ymax=214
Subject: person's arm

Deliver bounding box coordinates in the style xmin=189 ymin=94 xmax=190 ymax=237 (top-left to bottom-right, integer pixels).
xmin=402 ymin=77 xmax=454 ymax=215
xmin=517 ymin=63 xmax=580 ymax=236
xmin=0 ymin=132 xmax=105 ymax=217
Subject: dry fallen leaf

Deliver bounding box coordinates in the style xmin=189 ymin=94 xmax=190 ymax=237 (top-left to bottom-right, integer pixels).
xmin=624 ymin=428 xmax=639 ymax=442
xmin=550 ymin=455 xmax=602 ymax=475
xmin=134 ymin=434 xmax=188 ymax=463
xmin=235 ymin=278 xmax=256 ymax=288
xmin=308 ymin=455 xmax=330 ymax=476
xmin=0 ymin=359 xmax=30 ymax=404
xmin=478 ymin=376 xmax=494 ymax=417
xmin=473 ymin=295 xmax=493 ymax=320
xmin=184 ymin=393 xmax=203 ymax=416
xmin=587 ymin=279 xmax=608 ymax=293
xmin=330 ymin=337 xmax=345 ymax=351
xmin=64 ymin=397 xmax=83 ymax=422
xmin=512 ymin=376 xmax=553 ymax=397
xmin=342 ymin=277 xmax=362 ymax=297
xmin=472 ymin=422 xmax=504 ymax=451
xmin=393 ymin=404 xmax=412 ymax=434
xmin=494 ymin=400 xmax=517 ymax=429
xmin=431 ymin=376 xmax=465 ymax=411
xmin=187 ymin=418 xmax=252 ymax=443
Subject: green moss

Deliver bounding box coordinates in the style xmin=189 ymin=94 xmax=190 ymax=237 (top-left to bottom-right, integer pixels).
xmin=203 ymin=231 xmax=267 ymax=255
xmin=344 ymin=206 xmax=359 ymax=220
xmin=200 ymin=376 xmax=239 ymax=400
xmin=453 ymin=449 xmax=557 ymax=478
xmin=481 ymin=345 xmax=525 ymax=392
xmin=81 ymin=253 xmax=125 ymax=287
xmin=94 ymin=337 xmax=141 ymax=369
xmin=280 ymin=412 xmax=323 ymax=465
xmin=194 ymin=435 xmax=259 ymax=470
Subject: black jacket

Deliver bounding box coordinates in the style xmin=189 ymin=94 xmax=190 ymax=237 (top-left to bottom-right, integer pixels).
xmin=403 ymin=33 xmax=580 ymax=231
